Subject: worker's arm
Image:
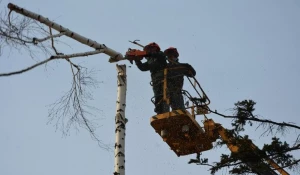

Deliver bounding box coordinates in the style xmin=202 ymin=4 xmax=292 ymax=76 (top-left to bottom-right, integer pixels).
xmin=135 ymin=60 xmax=150 ymax=71
xmin=186 ymin=64 xmax=196 ymax=77
xmin=124 ymin=49 xmax=150 ymax=71
xmin=136 ymin=51 xmax=166 ymax=71
xmin=180 ymin=63 xmax=196 ymax=77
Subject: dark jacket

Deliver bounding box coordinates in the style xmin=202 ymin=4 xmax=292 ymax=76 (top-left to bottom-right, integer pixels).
xmin=135 ymin=51 xmax=167 ymax=79
xmin=167 ymin=61 xmax=196 ymax=91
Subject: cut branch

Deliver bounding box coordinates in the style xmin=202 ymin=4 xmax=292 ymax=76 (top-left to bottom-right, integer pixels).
xmin=7 ymin=3 xmax=124 ymax=62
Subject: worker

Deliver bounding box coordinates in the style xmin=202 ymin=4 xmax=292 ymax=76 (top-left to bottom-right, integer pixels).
xmin=164 ymin=47 xmax=196 ymax=111
xmin=132 ymin=42 xmax=169 ymax=114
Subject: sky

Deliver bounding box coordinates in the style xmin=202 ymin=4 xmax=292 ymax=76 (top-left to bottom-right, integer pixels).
xmin=1 ymin=0 xmax=300 ymax=175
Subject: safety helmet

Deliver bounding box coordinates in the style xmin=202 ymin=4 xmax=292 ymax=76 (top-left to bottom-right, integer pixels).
xmin=144 ymin=42 xmax=161 ymax=52
xmin=164 ymin=47 xmax=179 ymax=58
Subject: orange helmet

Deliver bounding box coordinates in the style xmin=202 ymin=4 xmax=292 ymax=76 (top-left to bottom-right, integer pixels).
xmin=144 ymin=42 xmax=161 ymax=52
xmin=164 ymin=47 xmax=179 ymax=57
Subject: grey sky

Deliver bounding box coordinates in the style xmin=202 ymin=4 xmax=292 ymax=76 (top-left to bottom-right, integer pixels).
xmin=1 ymin=0 xmax=300 ymax=175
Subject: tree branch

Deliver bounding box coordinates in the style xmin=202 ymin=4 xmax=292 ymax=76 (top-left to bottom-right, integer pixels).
xmin=34 ymin=31 xmax=66 ymax=43
xmin=0 ymin=50 xmax=104 ymax=77
xmin=0 ymin=57 xmax=53 ymax=76
xmin=208 ymin=109 xmax=300 ymax=130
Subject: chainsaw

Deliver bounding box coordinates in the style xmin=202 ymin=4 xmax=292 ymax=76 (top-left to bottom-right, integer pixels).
xmin=125 ymin=48 xmax=148 ymax=64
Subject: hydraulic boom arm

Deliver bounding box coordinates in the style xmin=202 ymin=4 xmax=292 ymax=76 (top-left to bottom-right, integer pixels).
xmin=204 ymin=119 xmax=289 ymax=175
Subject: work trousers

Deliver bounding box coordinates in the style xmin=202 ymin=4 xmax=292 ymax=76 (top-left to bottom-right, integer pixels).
xmin=169 ymin=89 xmax=185 ymax=111
xmin=168 ymin=84 xmax=185 ymax=111
xmin=152 ymin=72 xmax=169 ymax=114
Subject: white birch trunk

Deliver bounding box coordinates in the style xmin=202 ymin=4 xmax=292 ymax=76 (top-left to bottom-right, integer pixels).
xmin=114 ymin=64 xmax=127 ymax=175
xmin=7 ymin=3 xmax=124 ymax=63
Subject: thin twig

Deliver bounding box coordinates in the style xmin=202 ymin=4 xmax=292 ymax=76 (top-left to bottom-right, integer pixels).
xmin=49 ymin=27 xmax=61 ymax=55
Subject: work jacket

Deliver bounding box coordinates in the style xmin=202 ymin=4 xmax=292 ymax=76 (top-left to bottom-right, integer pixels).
xmin=135 ymin=51 xmax=168 ymax=81
xmin=166 ymin=61 xmax=196 ymax=92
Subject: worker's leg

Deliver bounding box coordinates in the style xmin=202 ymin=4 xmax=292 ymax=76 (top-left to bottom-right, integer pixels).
xmin=170 ymin=90 xmax=185 ymax=111
xmin=153 ymin=78 xmax=169 ymax=114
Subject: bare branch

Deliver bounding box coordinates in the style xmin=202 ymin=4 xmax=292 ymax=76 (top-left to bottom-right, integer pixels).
xmin=0 ymin=57 xmax=53 ymax=77
xmin=49 ymin=27 xmax=62 ymax=55
xmin=47 ymin=65 xmax=110 ymax=150
xmin=208 ymin=109 xmax=300 ymax=130
xmin=0 ymin=7 xmax=52 ymax=58
xmin=0 ymin=50 xmax=104 ymax=77
xmin=34 ymin=31 xmax=66 ymax=43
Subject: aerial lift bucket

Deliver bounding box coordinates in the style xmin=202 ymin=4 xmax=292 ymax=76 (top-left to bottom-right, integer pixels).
xmin=150 ymin=109 xmax=213 ymax=156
